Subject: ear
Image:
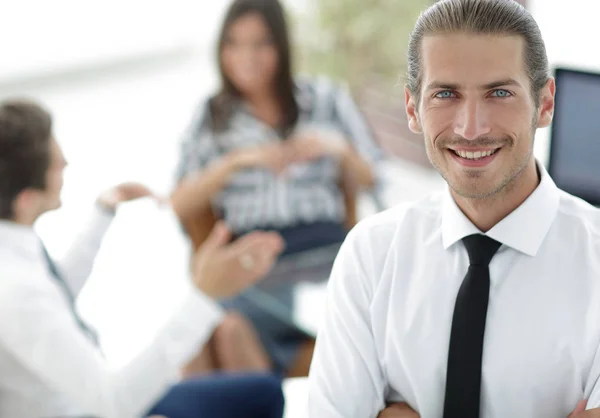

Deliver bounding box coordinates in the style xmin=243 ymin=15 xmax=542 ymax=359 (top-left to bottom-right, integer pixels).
xmin=536 ymin=77 xmax=555 ymax=129
xmin=405 ymin=87 xmax=422 ymax=134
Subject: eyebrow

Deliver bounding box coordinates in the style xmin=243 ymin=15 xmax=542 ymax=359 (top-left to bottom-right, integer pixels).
xmin=425 ymin=78 xmax=522 ymax=91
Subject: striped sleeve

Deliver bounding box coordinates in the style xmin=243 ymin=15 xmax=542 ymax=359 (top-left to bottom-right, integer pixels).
xmin=174 ymin=99 xmax=218 ymax=183
xmin=331 ymin=83 xmax=385 ymax=166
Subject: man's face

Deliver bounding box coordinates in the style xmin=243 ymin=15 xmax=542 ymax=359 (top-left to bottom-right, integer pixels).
xmin=405 ymin=34 xmax=555 ymax=199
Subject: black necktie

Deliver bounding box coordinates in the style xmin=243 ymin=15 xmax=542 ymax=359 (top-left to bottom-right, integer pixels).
xmin=41 ymin=245 xmax=100 ymax=347
xmin=443 ymin=234 xmax=501 ymax=418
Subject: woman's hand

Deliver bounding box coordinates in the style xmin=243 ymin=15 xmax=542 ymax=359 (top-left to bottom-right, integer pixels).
xmin=286 ymin=131 xmax=349 ymax=163
xmin=231 ymin=142 xmax=293 ymax=174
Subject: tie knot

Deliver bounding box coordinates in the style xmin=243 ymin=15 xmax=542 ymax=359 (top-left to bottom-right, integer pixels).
xmin=462 ymin=234 xmax=501 ymax=266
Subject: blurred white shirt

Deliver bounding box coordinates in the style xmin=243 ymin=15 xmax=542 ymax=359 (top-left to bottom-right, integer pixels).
xmin=308 ymin=163 xmax=600 ymax=418
xmin=0 ymin=205 xmax=223 ymax=418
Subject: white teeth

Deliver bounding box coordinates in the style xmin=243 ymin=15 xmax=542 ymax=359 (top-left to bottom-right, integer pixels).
xmin=454 ymin=149 xmax=497 ymax=160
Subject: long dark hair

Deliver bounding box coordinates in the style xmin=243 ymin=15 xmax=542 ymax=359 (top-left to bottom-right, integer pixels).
xmin=210 ymin=0 xmax=299 ymax=134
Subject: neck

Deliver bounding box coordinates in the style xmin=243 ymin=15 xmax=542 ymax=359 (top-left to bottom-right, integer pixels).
xmin=245 ymin=89 xmax=278 ymax=109
xmin=451 ymin=158 xmax=540 ymax=232
xmin=244 ymin=90 xmax=282 ymax=128
xmin=12 ymin=216 xmax=36 ymax=227
xmin=12 ymin=210 xmax=40 ymax=227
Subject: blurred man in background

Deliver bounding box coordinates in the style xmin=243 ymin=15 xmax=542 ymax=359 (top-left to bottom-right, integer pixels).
xmin=0 ymin=99 xmax=285 ymax=418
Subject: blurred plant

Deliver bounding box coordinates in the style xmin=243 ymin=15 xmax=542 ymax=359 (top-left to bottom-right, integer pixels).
xmin=291 ymin=0 xmax=432 ymax=93
xmin=288 ymin=0 xmax=436 ymax=167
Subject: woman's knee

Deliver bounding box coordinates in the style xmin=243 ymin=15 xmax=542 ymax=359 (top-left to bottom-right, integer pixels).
xmin=213 ymin=312 xmax=256 ymax=346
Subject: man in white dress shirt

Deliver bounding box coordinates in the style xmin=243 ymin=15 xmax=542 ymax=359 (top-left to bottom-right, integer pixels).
xmin=0 ymin=99 xmax=287 ymax=418
xmin=308 ymin=0 xmax=600 ymax=417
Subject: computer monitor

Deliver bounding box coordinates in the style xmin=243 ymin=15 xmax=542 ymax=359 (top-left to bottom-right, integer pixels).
xmin=548 ymin=67 xmax=600 ymax=206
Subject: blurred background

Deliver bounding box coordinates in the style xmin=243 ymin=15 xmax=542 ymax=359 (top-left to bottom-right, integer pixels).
xmin=0 ymin=0 xmax=597 ymax=414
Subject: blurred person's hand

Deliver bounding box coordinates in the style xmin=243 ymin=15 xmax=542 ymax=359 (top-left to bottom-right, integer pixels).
xmin=286 ymin=130 xmax=349 ymax=163
xmin=97 ymin=182 xmax=161 ymax=212
xmin=191 ymin=221 xmax=284 ymax=299
xmin=231 ymin=142 xmax=292 ymax=174
xmin=569 ymin=401 xmax=588 ymax=417
xmin=567 ymin=401 xmax=600 ymax=417
xmin=569 ymin=410 xmax=600 ymax=417
xmin=377 ymin=403 xmax=420 ymax=418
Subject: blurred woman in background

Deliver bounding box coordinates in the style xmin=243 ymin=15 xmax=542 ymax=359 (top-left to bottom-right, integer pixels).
xmin=173 ymin=0 xmax=383 ymax=377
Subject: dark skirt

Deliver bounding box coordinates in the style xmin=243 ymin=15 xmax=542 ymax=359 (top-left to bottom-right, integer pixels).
xmin=223 ymin=221 xmax=346 ymax=373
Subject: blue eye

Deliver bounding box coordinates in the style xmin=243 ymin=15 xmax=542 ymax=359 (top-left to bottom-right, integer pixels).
xmin=435 ymin=91 xmax=456 ymax=99
xmin=491 ymin=89 xmax=512 ymax=98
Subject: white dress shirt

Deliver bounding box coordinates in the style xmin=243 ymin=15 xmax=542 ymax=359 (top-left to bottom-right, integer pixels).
xmin=308 ymin=163 xmax=600 ymax=418
xmin=0 ymin=205 xmax=223 ymax=418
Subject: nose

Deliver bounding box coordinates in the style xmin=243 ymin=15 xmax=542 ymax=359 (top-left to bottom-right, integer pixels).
xmin=238 ymin=42 xmax=260 ymax=61
xmin=236 ymin=45 xmax=253 ymax=63
xmin=453 ymin=97 xmax=491 ymax=140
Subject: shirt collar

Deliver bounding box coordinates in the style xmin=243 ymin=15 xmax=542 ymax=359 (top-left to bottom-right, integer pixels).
xmin=441 ymin=161 xmax=560 ymax=256
xmin=0 ymin=220 xmax=43 ymax=261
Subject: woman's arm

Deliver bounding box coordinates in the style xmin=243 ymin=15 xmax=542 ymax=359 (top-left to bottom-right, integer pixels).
xmin=338 ymin=142 xmax=377 ymax=189
xmin=331 ymin=83 xmax=385 ymax=189
xmin=172 ymin=143 xmax=292 ymax=222
xmin=171 ymin=152 xmax=242 ymax=222
xmin=172 ymin=100 xmax=240 ymax=222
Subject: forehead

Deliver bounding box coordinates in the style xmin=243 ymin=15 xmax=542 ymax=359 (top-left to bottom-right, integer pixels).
xmin=228 ymin=13 xmax=269 ymax=38
xmin=420 ymin=33 xmax=528 ymax=87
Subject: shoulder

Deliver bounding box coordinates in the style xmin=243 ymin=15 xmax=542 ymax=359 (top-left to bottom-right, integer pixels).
xmin=551 ymin=191 xmax=600 ymax=306
xmin=181 ymin=96 xmax=216 ymax=137
xmin=555 ymin=190 xmax=600 ymax=242
xmin=178 ymin=97 xmax=218 ymax=154
xmin=0 ymin=252 xmax=50 ymax=309
xmin=193 ymin=97 xmax=215 ymax=127
xmin=344 ymin=191 xmax=444 ymax=259
xmin=332 ymin=192 xmax=443 ymax=294
xmin=550 ymin=190 xmax=600 ymax=278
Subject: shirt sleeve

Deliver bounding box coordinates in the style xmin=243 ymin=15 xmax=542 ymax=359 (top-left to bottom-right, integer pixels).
xmin=174 ymin=99 xmax=219 ymax=183
xmin=55 ymin=206 xmax=115 ymax=298
xmin=0 ymin=263 xmax=223 ymax=418
xmin=307 ymin=222 xmax=387 ymax=418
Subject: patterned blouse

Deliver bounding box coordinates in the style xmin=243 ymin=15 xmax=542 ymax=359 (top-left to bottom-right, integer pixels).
xmin=176 ymin=77 xmax=383 ymax=234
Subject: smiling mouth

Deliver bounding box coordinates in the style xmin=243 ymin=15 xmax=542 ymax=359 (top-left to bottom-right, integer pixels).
xmin=450 ymin=148 xmax=500 ymax=160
